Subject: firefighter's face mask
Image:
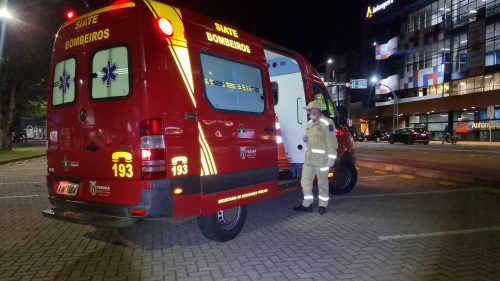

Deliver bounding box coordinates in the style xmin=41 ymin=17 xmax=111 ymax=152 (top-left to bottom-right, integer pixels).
xmin=307 ymin=109 xmax=320 ymax=121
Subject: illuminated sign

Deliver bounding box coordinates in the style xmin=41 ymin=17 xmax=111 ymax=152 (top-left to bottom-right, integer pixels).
xmin=366 ymin=0 xmax=394 ymax=19
xmin=171 ymin=156 xmax=189 ymax=176
xmin=206 ymin=22 xmax=251 ymax=53
xmin=111 ymin=151 xmax=133 ymax=178
xmin=472 ymin=121 xmax=500 ymax=129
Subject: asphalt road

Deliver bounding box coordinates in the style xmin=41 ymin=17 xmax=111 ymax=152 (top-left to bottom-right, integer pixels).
xmin=355 ymin=141 xmax=500 ymax=156
xmin=1 ymin=157 xmax=499 ymax=281
xmin=354 ymin=141 xmax=500 ymax=183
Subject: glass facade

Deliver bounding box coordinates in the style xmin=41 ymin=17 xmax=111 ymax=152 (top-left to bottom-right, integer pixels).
xmin=409 ymin=107 xmax=500 ymax=140
xmin=405 ymin=0 xmax=500 ymax=33
xmin=370 ymin=0 xmax=500 ymax=141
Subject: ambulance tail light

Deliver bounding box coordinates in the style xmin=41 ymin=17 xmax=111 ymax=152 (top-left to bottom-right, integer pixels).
xmin=158 ymin=18 xmax=174 ymax=37
xmin=141 ymin=119 xmax=166 ymax=180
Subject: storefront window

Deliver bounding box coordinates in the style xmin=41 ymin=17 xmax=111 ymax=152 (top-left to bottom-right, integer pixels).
xmin=466 ymin=77 xmax=475 ymax=94
xmin=429 ymin=84 xmax=436 ymax=95
xmin=484 ymin=74 xmax=494 ymax=91
xmin=494 ymin=73 xmax=500 ymax=90
xmin=443 ymin=82 xmax=450 ymax=97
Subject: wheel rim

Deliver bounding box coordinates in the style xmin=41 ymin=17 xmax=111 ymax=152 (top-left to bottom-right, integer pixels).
xmin=217 ymin=207 xmax=241 ymax=230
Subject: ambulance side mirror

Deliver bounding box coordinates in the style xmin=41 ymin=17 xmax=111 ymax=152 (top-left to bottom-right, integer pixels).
xmin=271 ymin=81 xmax=279 ymax=106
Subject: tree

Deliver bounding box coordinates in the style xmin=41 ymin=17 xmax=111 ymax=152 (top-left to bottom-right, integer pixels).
xmin=0 ymin=0 xmax=69 ymax=150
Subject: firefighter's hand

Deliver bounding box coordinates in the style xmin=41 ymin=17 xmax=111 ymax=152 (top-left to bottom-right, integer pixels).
xmin=302 ymin=134 xmax=308 ymax=142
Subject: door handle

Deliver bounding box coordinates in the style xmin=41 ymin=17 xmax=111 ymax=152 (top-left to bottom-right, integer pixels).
xmin=85 ymin=143 xmax=99 ymax=152
xmin=185 ymin=112 xmax=197 ymax=120
xmin=264 ymin=127 xmax=275 ymax=134
xmin=296 ymin=97 xmax=303 ymax=124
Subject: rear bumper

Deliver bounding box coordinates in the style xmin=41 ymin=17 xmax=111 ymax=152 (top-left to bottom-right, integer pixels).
xmin=42 ymin=206 xmax=137 ymax=228
xmin=43 ymin=177 xmax=198 ymax=225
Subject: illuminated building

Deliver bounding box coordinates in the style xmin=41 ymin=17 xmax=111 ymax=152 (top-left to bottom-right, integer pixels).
xmin=361 ymin=0 xmax=500 ymax=141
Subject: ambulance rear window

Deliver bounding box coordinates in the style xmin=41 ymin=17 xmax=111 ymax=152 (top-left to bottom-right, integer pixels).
xmin=200 ymin=53 xmax=265 ymax=114
xmin=91 ymin=46 xmax=130 ymax=100
xmin=52 ymin=58 xmax=76 ymax=106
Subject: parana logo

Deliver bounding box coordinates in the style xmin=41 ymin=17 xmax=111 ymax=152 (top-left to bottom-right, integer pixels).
xmin=366 ymin=0 xmax=395 ymax=19
xmin=89 ymin=181 xmax=111 ymax=196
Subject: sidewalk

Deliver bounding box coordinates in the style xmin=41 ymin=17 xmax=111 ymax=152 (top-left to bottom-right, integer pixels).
xmin=429 ymin=140 xmax=500 ymax=146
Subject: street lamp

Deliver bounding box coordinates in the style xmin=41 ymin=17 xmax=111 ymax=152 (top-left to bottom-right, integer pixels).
xmin=371 ymin=76 xmax=399 ymax=131
xmin=315 ymin=58 xmax=333 ymax=72
xmin=0 ymin=0 xmax=11 ymax=72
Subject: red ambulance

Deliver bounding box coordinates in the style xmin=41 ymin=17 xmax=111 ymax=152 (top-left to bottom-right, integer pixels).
xmin=43 ymin=0 xmax=356 ymax=241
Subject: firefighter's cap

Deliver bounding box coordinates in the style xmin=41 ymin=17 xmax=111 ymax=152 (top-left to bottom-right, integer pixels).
xmin=304 ymin=101 xmax=321 ymax=110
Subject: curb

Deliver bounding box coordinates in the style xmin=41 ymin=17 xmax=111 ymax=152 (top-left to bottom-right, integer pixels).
xmin=0 ymin=154 xmax=46 ymax=166
xmin=357 ymin=160 xmax=500 ymax=188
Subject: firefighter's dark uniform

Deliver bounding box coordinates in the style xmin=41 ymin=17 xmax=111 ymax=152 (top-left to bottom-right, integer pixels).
xmin=300 ymin=102 xmax=338 ymax=210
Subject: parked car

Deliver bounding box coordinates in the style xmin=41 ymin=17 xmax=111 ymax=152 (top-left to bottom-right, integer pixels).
xmin=363 ymin=129 xmax=390 ymax=142
xmin=388 ymin=127 xmax=430 ymax=145
xmin=352 ymin=131 xmax=365 ymax=142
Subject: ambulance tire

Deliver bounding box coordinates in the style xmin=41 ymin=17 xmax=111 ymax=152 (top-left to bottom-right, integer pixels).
xmin=197 ymin=205 xmax=247 ymax=242
xmin=329 ymin=164 xmax=357 ymax=195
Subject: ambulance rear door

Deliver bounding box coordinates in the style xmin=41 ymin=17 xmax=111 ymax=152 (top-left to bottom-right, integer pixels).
xmin=47 ymin=3 xmax=144 ymax=206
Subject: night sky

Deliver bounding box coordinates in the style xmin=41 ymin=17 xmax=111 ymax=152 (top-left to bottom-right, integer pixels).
xmin=170 ymin=0 xmax=368 ymax=68
xmin=4 ymin=0 xmax=368 ymax=72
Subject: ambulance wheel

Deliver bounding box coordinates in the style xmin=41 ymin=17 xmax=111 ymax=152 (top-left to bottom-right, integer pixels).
xmin=197 ymin=205 xmax=247 ymax=242
xmin=329 ymin=164 xmax=357 ymax=195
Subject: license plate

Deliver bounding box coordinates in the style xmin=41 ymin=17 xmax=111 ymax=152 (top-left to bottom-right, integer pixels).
xmin=56 ymin=181 xmax=79 ymax=196
xmin=421 ymin=133 xmax=426 ymax=136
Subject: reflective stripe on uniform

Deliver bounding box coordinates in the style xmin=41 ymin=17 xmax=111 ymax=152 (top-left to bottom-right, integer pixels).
xmin=311 ymin=149 xmax=325 ymax=154
xmin=320 ymin=119 xmax=329 ymax=126
xmin=318 ymin=195 xmax=329 ymax=201
xmin=304 ymin=195 xmax=314 ymax=200
xmin=328 ymin=154 xmax=336 ymax=159
xmin=320 ymin=167 xmax=330 ymax=172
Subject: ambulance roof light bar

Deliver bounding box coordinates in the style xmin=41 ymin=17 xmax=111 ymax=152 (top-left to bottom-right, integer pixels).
xmin=65 ymin=10 xmax=76 ymax=20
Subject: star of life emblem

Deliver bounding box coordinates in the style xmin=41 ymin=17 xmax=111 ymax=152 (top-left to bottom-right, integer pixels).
xmin=58 ymin=70 xmax=71 ymax=94
xmin=102 ymin=59 xmax=117 ymax=87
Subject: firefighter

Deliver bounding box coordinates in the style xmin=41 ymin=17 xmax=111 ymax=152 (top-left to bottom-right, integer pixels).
xmin=294 ymin=101 xmax=338 ymax=215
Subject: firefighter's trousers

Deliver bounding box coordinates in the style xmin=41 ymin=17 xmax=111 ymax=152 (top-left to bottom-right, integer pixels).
xmin=300 ymin=163 xmax=330 ymax=208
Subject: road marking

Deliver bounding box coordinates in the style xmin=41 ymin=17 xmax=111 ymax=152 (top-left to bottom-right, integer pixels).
xmin=342 ymin=188 xmax=489 ymax=199
xmin=359 ymin=174 xmax=399 ymax=179
xmin=379 ymin=226 xmax=500 ymax=241
xmin=399 ymin=174 xmax=415 ymax=180
xmin=360 ymin=145 xmax=500 ymax=156
xmin=374 ymin=170 xmax=388 ymax=175
xmin=0 ymin=181 xmax=45 ymax=185
xmin=439 ymin=180 xmax=457 ymax=187
xmin=0 ymin=195 xmax=39 ymax=199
